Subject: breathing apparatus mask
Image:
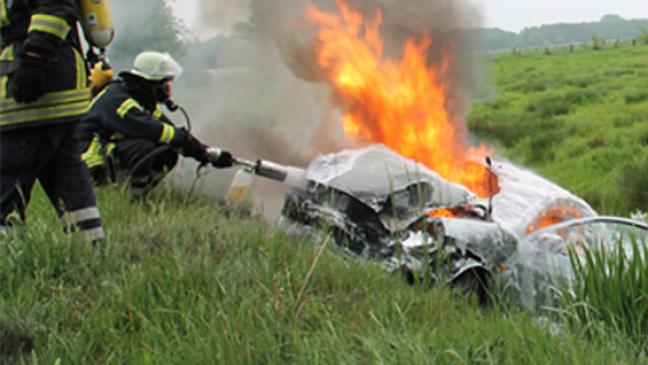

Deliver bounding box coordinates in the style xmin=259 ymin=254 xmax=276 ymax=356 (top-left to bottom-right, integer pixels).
xmin=129 ymin=52 xmax=183 ymax=110
xmin=154 ymin=78 xmax=177 ymax=110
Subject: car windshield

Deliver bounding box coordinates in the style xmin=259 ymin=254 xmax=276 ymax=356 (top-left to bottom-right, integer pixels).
xmin=528 ymin=219 xmax=648 ymax=256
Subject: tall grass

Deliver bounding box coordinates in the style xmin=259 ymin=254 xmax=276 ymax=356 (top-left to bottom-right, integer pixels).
xmin=562 ymin=237 xmax=648 ymax=351
xmin=1 ymin=184 xmax=647 ymax=363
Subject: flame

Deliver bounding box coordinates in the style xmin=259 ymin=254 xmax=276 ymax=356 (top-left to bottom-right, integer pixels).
xmin=427 ymin=208 xmax=457 ymax=218
xmin=307 ymin=1 xmax=496 ymax=197
xmin=525 ymin=206 xmax=584 ymax=235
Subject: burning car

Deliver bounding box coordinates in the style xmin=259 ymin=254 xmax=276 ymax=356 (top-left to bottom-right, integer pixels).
xmin=219 ymin=145 xmax=648 ymax=310
xmin=211 ymin=1 xmax=648 ymax=310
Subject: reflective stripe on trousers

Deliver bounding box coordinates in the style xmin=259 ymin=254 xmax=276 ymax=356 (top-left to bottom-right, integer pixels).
xmin=0 ymin=123 xmax=104 ymax=242
xmin=60 ymin=206 xmax=105 ymax=241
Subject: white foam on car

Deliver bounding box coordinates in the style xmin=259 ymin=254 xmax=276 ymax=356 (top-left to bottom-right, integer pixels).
xmin=305 ymin=144 xmax=473 ymax=211
xmin=478 ymin=161 xmax=597 ymax=236
xmin=305 ymin=144 xmax=596 ymax=237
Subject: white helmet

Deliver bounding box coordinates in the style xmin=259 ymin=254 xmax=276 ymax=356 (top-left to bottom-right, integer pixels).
xmin=129 ymin=51 xmax=183 ymax=81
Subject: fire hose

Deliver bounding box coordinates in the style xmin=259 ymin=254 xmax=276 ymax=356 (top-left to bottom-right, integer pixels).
xmin=205 ymin=147 xmax=308 ymax=202
xmin=129 ymin=142 xmax=306 ymax=202
xmin=127 ymin=146 xmax=308 ymax=202
xmin=206 ymin=147 xmax=306 ymax=187
xmin=127 ymin=103 xmax=306 ymax=200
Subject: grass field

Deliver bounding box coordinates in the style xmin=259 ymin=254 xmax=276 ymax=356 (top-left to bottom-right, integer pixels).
xmin=470 ymin=42 xmax=648 ymax=214
xmin=3 ymin=43 xmax=648 ymax=363
xmin=1 ymin=184 xmax=647 ymax=364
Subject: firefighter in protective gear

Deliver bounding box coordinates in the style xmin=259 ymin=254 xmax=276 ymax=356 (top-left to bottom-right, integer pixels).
xmin=0 ymin=0 xmax=105 ymax=241
xmin=80 ymin=51 xmax=235 ymax=197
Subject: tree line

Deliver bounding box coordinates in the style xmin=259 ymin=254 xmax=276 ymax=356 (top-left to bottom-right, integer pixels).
xmin=470 ymin=14 xmax=648 ymax=51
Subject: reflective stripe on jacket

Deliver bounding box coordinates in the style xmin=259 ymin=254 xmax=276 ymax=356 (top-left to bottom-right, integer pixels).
xmin=0 ymin=0 xmax=89 ymax=131
xmin=79 ymin=82 xmax=186 ymax=169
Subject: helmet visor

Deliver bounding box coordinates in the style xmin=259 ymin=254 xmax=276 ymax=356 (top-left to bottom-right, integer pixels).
xmin=156 ymin=53 xmax=184 ymax=80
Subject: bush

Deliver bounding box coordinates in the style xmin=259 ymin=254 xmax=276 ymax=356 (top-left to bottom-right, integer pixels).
xmin=637 ymin=26 xmax=648 ymax=45
xmin=564 ymin=89 xmax=602 ymax=104
xmin=604 ymin=69 xmax=635 ymax=78
xmin=506 ymin=80 xmax=548 ymax=93
xmin=566 ymin=76 xmax=598 ymax=88
xmin=624 ymin=90 xmax=648 ymax=104
xmin=527 ymin=128 xmax=565 ymax=162
xmin=640 ymin=129 xmax=648 ymax=145
xmin=526 ymin=90 xmax=601 ymax=117
xmin=526 ymin=95 xmax=573 ymax=117
xmin=469 ymin=111 xmax=564 ymax=149
xmin=621 ymin=154 xmax=648 ymax=211
xmin=592 ymin=35 xmax=605 ymax=50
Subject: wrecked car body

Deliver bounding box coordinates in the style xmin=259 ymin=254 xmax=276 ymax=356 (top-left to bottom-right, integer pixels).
xmin=501 ymin=216 xmax=648 ymax=309
xmin=273 ymin=145 xmax=648 ymax=310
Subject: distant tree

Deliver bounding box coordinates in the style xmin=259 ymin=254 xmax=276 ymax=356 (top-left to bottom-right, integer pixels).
xmin=600 ymin=14 xmax=625 ymax=23
xmin=108 ymin=0 xmax=186 ymax=70
xmin=637 ymin=26 xmax=648 ymax=45
xmin=480 ymin=28 xmax=517 ymax=50
xmin=478 ymin=15 xmax=648 ymax=51
xmin=591 ymin=35 xmax=605 ymax=50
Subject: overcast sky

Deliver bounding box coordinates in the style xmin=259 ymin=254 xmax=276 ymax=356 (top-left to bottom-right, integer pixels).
xmin=170 ymin=0 xmax=648 ymax=34
xmin=474 ymin=0 xmax=648 ymax=31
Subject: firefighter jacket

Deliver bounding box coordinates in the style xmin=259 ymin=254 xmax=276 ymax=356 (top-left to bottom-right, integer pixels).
xmin=80 ymin=77 xmax=188 ymax=170
xmin=0 ymin=0 xmax=90 ymax=131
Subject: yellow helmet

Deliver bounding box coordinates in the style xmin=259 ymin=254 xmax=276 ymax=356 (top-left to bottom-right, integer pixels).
xmin=129 ymin=51 xmax=183 ymax=81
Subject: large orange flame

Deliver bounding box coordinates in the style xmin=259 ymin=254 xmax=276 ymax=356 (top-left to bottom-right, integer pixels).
xmin=307 ymin=1 xmax=496 ymax=197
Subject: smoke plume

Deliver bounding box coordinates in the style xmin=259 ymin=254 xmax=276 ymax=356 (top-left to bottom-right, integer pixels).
xmin=173 ymin=0 xmax=485 ymax=223
xmin=186 ymin=0 xmax=483 ymax=159
xmin=195 ymin=0 xmax=252 ymax=35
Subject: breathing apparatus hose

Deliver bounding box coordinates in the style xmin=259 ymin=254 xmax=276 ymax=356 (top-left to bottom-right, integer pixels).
xmin=127 ymin=104 xmax=193 ymax=177
xmin=128 ymin=145 xmax=174 ymax=177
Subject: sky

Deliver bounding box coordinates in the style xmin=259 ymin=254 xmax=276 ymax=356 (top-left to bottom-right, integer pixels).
xmin=473 ymin=0 xmax=648 ymax=32
xmin=170 ymin=0 xmax=648 ymax=35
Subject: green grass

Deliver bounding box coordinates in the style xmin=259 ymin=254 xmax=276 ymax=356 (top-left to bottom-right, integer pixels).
xmin=562 ymin=237 xmax=648 ymax=353
xmin=0 ymin=182 xmax=646 ymax=363
xmin=470 ymin=43 xmax=648 ymax=214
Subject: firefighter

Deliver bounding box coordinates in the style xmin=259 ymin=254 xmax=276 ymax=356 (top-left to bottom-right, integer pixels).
xmin=80 ymin=51 xmax=234 ymax=197
xmin=0 ymin=0 xmax=105 ymax=241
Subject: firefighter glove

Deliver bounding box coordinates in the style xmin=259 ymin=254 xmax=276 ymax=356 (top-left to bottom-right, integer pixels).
xmin=211 ymin=150 xmax=234 ymax=168
xmin=182 ymin=133 xmax=209 ymax=163
xmin=89 ymin=61 xmax=114 ymax=95
xmin=11 ymin=55 xmax=47 ymax=103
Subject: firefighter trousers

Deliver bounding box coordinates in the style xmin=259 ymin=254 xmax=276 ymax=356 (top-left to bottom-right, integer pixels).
xmin=111 ymin=139 xmax=179 ymax=198
xmin=0 ymin=123 xmax=105 ymax=241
